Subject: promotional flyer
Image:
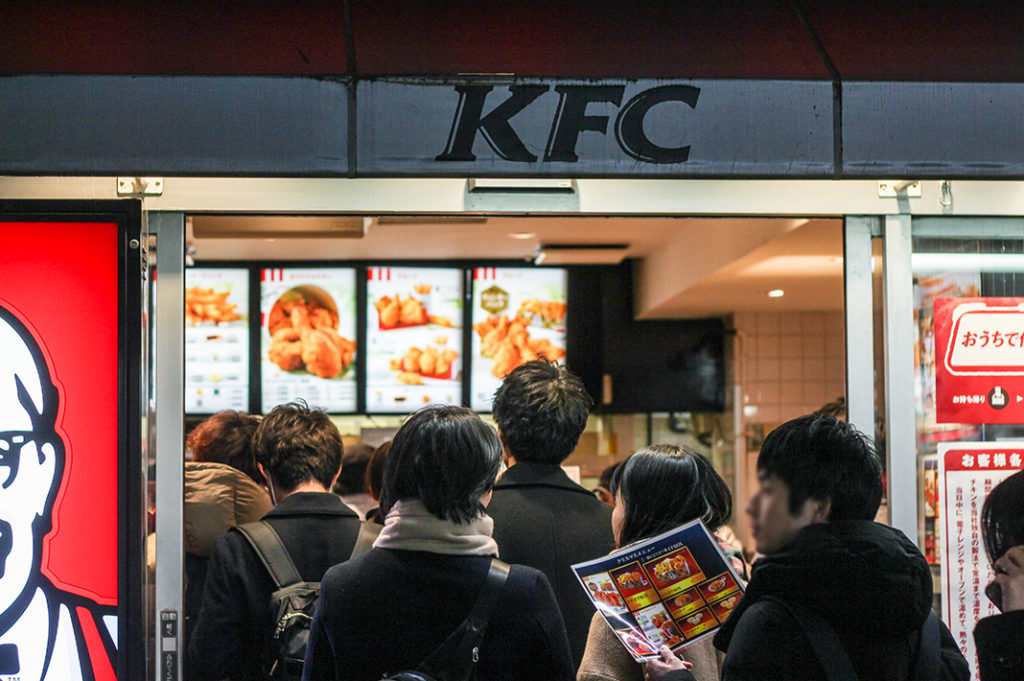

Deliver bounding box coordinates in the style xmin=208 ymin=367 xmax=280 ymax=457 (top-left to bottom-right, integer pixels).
xmin=938 ymin=441 xmax=1024 ymax=679
xmin=185 ymin=268 xmax=250 ymax=413
xmin=470 ymin=267 xmax=567 ymax=411
xmin=261 ymin=267 xmax=358 ymax=412
xmin=365 ymin=266 xmax=462 ymax=412
xmin=934 ymin=297 xmax=1024 ymax=424
xmin=572 ymin=519 xmax=744 ymax=662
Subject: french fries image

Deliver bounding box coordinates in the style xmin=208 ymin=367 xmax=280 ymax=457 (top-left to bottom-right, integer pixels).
xmin=185 ymin=287 xmax=241 ymax=325
xmin=516 ymin=299 xmax=567 ymax=328
xmin=472 ymin=314 xmax=565 ymax=378
xmin=388 ymin=346 xmax=459 ymax=382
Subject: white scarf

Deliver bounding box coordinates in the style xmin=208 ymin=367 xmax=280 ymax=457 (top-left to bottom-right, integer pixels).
xmin=372 ymin=498 xmax=499 ymax=557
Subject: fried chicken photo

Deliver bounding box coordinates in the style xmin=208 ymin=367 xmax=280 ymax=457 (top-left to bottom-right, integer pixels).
xmin=266 ymin=292 xmax=355 ymax=378
xmin=388 ymin=346 xmax=459 ymax=382
xmin=473 ymin=313 xmax=566 ymax=378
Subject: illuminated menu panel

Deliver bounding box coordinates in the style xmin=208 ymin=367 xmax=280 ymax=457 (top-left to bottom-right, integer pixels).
xmin=365 ymin=266 xmax=463 ymax=413
xmin=185 ymin=268 xmax=250 ymax=413
xmin=260 ymin=267 xmax=357 ymax=412
xmin=470 ymin=267 xmax=568 ymax=411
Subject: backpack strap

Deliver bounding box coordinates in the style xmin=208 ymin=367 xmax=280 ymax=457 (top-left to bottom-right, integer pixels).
xmin=350 ymin=521 xmax=382 ymax=559
xmin=912 ymin=612 xmax=941 ymax=681
xmin=234 ymin=521 xmax=303 ymax=589
xmin=761 ymin=596 xmax=859 ymax=681
xmin=416 ymin=558 xmax=511 ymax=681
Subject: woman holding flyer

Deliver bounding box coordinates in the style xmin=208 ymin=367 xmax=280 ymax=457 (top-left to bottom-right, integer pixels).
xmin=974 ymin=468 xmax=1024 ymax=681
xmin=577 ymin=445 xmax=734 ymax=681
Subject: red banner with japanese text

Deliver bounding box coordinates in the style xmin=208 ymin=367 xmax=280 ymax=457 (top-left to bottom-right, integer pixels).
xmin=938 ymin=442 xmax=1024 ymax=679
xmin=935 ymin=297 xmax=1024 ymax=423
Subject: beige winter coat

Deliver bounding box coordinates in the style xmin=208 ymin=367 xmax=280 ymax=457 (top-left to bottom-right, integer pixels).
xmin=577 ymin=611 xmax=722 ymax=681
xmin=184 ymin=461 xmax=272 ymax=556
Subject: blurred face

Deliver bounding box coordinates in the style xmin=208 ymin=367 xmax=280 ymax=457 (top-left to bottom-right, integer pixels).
xmin=612 ymin=489 xmax=626 ymax=547
xmin=746 ymin=472 xmax=825 ymax=554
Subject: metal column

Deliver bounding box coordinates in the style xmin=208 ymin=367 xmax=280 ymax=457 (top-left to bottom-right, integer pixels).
xmin=881 ymin=215 xmax=918 ymax=541
xmin=151 ymin=212 xmax=185 ymax=681
xmin=844 ymin=216 xmax=878 ymax=441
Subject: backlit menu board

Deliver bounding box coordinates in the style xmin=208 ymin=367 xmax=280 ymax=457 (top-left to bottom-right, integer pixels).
xmin=365 ymin=266 xmax=463 ymax=412
xmin=261 ymin=267 xmax=357 ymax=412
xmin=470 ymin=267 xmax=568 ymax=411
xmin=185 ymin=268 xmax=250 ymax=413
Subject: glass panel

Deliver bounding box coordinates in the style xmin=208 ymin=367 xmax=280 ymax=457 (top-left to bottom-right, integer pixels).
xmin=910 ymin=227 xmax=1024 ymax=672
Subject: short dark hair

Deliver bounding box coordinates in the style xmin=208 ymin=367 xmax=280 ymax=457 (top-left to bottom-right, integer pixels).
xmin=982 ymin=468 xmax=1024 ymax=567
xmin=364 ymin=440 xmax=391 ymax=501
xmin=612 ymin=445 xmax=732 ymax=546
xmin=380 ymin=405 xmax=502 ymax=524
xmin=757 ymin=414 xmax=882 ymax=521
xmin=254 ymin=402 xmax=343 ymax=493
xmin=187 ymin=410 xmax=262 ymax=484
xmin=333 ymin=443 xmax=374 ymax=495
xmin=492 ymin=359 xmax=592 ymax=464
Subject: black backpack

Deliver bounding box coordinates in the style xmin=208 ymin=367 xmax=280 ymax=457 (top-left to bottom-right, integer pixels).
xmin=384 ymin=558 xmax=510 ymax=681
xmin=765 ymin=596 xmax=942 ymax=681
xmin=235 ymin=520 xmax=381 ymax=681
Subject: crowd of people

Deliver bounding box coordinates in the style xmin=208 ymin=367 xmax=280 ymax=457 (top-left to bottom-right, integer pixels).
xmin=180 ymin=359 xmax=1023 ymax=681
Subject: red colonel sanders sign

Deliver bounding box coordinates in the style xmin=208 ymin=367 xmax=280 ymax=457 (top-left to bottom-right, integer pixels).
xmin=0 ymin=204 xmax=142 ymax=681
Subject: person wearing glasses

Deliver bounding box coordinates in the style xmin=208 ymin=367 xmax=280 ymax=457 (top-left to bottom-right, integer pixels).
xmin=0 ymin=304 xmax=116 ymax=681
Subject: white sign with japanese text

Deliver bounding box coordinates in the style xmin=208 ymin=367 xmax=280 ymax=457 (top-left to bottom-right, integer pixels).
xmin=938 ymin=441 xmax=1024 ymax=678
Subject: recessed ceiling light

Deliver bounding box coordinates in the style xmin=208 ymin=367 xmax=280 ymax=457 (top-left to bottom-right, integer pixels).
xmin=766 ymin=289 xmax=785 ymax=298
xmin=509 ymin=232 xmax=537 ymax=240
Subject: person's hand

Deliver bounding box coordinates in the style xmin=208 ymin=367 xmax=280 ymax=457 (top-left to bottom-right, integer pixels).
xmin=643 ymin=645 xmax=691 ymax=681
xmin=993 ymin=545 xmax=1024 ymax=612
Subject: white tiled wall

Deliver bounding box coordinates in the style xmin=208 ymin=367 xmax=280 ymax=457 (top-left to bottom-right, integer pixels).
xmin=734 ymin=311 xmax=845 ymax=424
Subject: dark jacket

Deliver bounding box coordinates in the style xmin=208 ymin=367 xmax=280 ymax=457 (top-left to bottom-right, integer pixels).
xmin=188 ymin=492 xmax=364 ymax=681
xmin=974 ymin=610 xmax=1024 ymax=681
xmin=713 ymin=521 xmax=969 ymax=681
xmin=302 ymin=547 xmax=575 ymax=681
xmin=486 ymin=461 xmax=615 ymax=669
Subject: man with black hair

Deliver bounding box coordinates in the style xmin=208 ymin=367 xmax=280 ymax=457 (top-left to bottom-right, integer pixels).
xmin=189 ymin=402 xmax=375 ymax=681
xmin=693 ymin=414 xmax=969 ymax=681
xmin=487 ymin=359 xmax=614 ymax=669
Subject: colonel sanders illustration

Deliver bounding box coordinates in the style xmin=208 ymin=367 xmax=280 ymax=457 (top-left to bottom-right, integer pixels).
xmin=0 ymin=304 xmax=116 ymax=681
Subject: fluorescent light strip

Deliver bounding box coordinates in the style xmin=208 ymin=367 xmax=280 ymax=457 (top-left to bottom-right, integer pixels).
xmin=912 ymin=253 xmax=1024 ymax=273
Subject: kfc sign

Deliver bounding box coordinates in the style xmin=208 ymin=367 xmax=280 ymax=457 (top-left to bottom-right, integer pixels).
xmin=935 ymin=297 xmax=1024 ymax=423
xmin=0 ymin=208 xmax=143 ymax=681
xmin=356 ymin=79 xmax=833 ymax=176
xmin=435 ymin=84 xmax=699 ymax=164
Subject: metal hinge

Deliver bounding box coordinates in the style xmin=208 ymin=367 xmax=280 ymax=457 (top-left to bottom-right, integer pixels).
xmin=117 ymin=177 xmax=164 ymax=196
xmin=877 ymin=180 xmax=921 ymax=198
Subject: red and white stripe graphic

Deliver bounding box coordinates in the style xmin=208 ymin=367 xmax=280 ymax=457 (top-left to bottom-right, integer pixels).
xmin=368 ymin=267 xmax=392 ymax=281
xmin=474 ymin=267 xmax=498 ymax=280
xmin=261 ymin=268 xmax=285 ymax=282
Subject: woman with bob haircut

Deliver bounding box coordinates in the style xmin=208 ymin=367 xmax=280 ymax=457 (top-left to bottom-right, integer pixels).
xmin=303 ymin=405 xmax=574 ymax=681
xmin=578 ymin=444 xmax=734 ymax=681
xmin=974 ymin=468 xmax=1024 ymax=681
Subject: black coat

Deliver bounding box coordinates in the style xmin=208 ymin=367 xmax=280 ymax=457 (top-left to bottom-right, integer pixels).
xmin=486 ymin=462 xmax=615 ymax=669
xmin=188 ymin=492 xmax=364 ymax=681
xmin=974 ymin=610 xmax=1024 ymax=681
xmin=713 ymin=521 xmax=969 ymax=681
xmin=302 ymin=547 xmax=575 ymax=681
